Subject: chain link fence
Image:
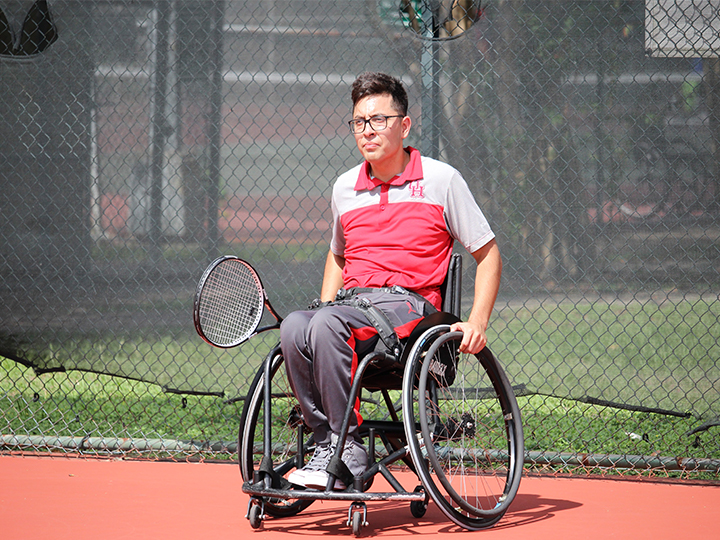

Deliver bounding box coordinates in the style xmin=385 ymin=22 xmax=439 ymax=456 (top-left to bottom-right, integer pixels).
xmin=1 ymin=0 xmax=719 ymax=479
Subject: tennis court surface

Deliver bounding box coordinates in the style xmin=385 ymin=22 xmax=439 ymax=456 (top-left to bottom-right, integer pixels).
xmin=2 ymin=455 xmax=718 ymax=539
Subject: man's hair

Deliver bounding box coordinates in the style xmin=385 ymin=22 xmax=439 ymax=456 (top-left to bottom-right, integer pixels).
xmin=351 ymin=72 xmax=408 ymax=116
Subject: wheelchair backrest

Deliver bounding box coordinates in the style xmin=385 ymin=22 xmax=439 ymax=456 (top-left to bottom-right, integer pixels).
xmin=440 ymin=252 xmax=462 ymax=318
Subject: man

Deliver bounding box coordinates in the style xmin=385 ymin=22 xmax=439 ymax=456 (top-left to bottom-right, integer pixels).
xmin=281 ymin=72 xmax=501 ymax=490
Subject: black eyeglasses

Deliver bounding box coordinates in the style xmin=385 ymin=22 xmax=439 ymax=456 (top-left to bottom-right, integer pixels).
xmin=348 ymin=115 xmax=404 ymax=134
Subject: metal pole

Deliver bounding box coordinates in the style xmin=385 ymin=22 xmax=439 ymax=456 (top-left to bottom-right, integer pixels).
xmin=420 ymin=2 xmax=441 ymax=160
xmin=149 ymin=1 xmax=171 ymax=261
xmin=207 ymin=0 xmax=225 ymax=260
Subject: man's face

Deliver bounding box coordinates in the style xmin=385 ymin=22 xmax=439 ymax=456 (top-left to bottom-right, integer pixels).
xmin=352 ymin=93 xmax=411 ymax=168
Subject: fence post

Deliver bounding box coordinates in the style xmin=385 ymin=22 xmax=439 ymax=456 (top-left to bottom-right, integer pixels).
xmin=420 ymin=2 xmax=441 ymax=160
xmin=207 ymin=0 xmax=225 ymax=260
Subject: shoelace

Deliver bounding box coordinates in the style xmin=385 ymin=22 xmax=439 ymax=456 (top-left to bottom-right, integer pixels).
xmin=304 ymin=444 xmax=333 ymax=471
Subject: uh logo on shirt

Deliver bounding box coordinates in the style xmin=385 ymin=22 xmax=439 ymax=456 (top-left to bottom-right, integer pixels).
xmin=409 ymin=180 xmax=425 ymax=199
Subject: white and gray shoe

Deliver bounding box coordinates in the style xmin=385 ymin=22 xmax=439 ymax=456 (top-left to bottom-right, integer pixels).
xmin=287 ymin=443 xmax=333 ymax=487
xmin=304 ymin=434 xmax=368 ymax=490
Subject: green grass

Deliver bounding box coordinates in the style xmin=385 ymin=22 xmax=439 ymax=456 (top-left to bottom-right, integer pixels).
xmin=490 ymin=296 xmax=720 ymax=418
xmin=2 ymin=296 xmax=719 ymax=477
xmin=518 ymin=394 xmax=709 ymax=456
xmin=7 ymin=331 xmax=281 ymax=400
xmin=0 ymin=357 xmax=244 ymax=460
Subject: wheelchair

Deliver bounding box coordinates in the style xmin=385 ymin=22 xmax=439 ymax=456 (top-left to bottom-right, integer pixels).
xmin=238 ymin=254 xmax=524 ymax=535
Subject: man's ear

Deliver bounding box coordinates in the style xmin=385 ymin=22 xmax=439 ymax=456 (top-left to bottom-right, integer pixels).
xmin=401 ymin=116 xmax=412 ymax=139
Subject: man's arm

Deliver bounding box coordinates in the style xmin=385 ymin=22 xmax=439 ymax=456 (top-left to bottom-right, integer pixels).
xmin=320 ymin=249 xmax=345 ymax=302
xmin=450 ymin=239 xmax=502 ymax=354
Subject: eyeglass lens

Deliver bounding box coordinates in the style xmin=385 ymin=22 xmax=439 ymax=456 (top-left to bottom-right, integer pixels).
xmin=349 ymin=116 xmax=390 ymax=134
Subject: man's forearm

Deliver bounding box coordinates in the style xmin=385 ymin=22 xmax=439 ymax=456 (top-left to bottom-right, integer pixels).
xmin=467 ymin=239 xmax=502 ymax=331
xmin=320 ymin=250 xmax=345 ymax=302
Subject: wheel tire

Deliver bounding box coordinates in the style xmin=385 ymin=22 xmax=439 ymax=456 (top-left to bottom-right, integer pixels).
xmin=352 ymin=510 xmax=363 ymax=537
xmin=248 ymin=503 xmax=263 ymax=529
xmin=410 ymin=500 xmax=427 ymax=518
xmin=239 ymin=347 xmax=314 ymax=517
xmin=410 ymin=485 xmax=428 ymax=518
xmin=402 ymin=327 xmax=524 ymax=530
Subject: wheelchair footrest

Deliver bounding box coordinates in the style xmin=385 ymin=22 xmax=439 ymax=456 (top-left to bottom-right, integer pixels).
xmin=242 ymin=481 xmax=426 ymax=503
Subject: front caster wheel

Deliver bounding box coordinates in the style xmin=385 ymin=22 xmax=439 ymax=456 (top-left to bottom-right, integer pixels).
xmin=410 ymin=499 xmax=427 ymax=518
xmin=410 ymin=486 xmax=428 ymax=518
xmin=352 ymin=511 xmax=363 ymax=537
xmin=248 ymin=503 xmax=263 ymax=529
xmin=348 ymin=502 xmax=367 ymax=537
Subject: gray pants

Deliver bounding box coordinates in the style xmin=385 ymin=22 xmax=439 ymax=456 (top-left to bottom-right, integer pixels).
xmin=280 ymin=292 xmax=428 ymax=445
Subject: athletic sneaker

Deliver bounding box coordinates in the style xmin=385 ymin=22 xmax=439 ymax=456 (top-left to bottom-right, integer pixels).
xmin=287 ymin=443 xmax=333 ymax=487
xmin=303 ymin=435 xmax=368 ymax=491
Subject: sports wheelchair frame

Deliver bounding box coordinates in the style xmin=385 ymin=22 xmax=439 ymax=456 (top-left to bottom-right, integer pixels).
xmin=238 ymin=254 xmax=524 ymax=535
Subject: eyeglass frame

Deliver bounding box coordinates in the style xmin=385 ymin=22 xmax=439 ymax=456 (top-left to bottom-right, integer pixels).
xmin=347 ymin=114 xmax=405 ymax=134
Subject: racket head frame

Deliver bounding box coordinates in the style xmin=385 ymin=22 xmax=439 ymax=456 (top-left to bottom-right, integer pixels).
xmin=193 ymin=256 xmax=282 ymax=348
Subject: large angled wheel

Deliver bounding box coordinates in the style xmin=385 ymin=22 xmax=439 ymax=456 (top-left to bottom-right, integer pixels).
xmin=402 ymin=326 xmax=524 ymax=530
xmin=239 ymin=346 xmax=314 ymax=517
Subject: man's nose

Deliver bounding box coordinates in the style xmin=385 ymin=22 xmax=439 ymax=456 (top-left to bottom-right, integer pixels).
xmin=362 ymin=121 xmax=376 ymax=134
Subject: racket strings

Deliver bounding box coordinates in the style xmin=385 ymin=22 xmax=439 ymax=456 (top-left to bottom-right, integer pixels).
xmin=199 ymin=261 xmax=264 ymax=346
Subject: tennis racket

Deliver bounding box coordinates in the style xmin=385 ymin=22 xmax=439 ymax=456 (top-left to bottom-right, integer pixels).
xmin=193 ymin=256 xmax=283 ymax=348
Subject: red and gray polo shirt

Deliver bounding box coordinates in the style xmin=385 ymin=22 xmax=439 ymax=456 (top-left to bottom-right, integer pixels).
xmin=330 ymin=147 xmax=495 ymax=309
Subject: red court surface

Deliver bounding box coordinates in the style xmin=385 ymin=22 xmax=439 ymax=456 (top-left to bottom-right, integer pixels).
xmin=2 ymin=455 xmax=718 ymax=539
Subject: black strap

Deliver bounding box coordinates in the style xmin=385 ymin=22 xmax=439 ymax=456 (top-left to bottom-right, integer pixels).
xmin=347 ymin=296 xmax=401 ymax=357
xmin=307 ymin=287 xmax=435 ymax=359
xmin=336 ymin=285 xmax=433 ymax=309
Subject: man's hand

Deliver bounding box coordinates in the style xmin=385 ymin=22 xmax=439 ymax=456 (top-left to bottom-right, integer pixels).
xmin=450 ymin=320 xmax=488 ymax=355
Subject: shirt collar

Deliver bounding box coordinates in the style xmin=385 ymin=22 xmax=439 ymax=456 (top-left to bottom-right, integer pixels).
xmin=354 ymin=147 xmax=423 ymax=191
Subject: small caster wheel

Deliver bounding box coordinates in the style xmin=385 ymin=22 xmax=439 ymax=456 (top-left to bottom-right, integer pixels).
xmin=410 ymin=485 xmax=428 ymax=518
xmin=352 ymin=510 xmax=363 ymax=537
xmin=248 ymin=503 xmax=263 ymax=529
xmin=410 ymin=499 xmax=427 ymax=518
xmin=347 ymin=502 xmax=367 ymax=537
